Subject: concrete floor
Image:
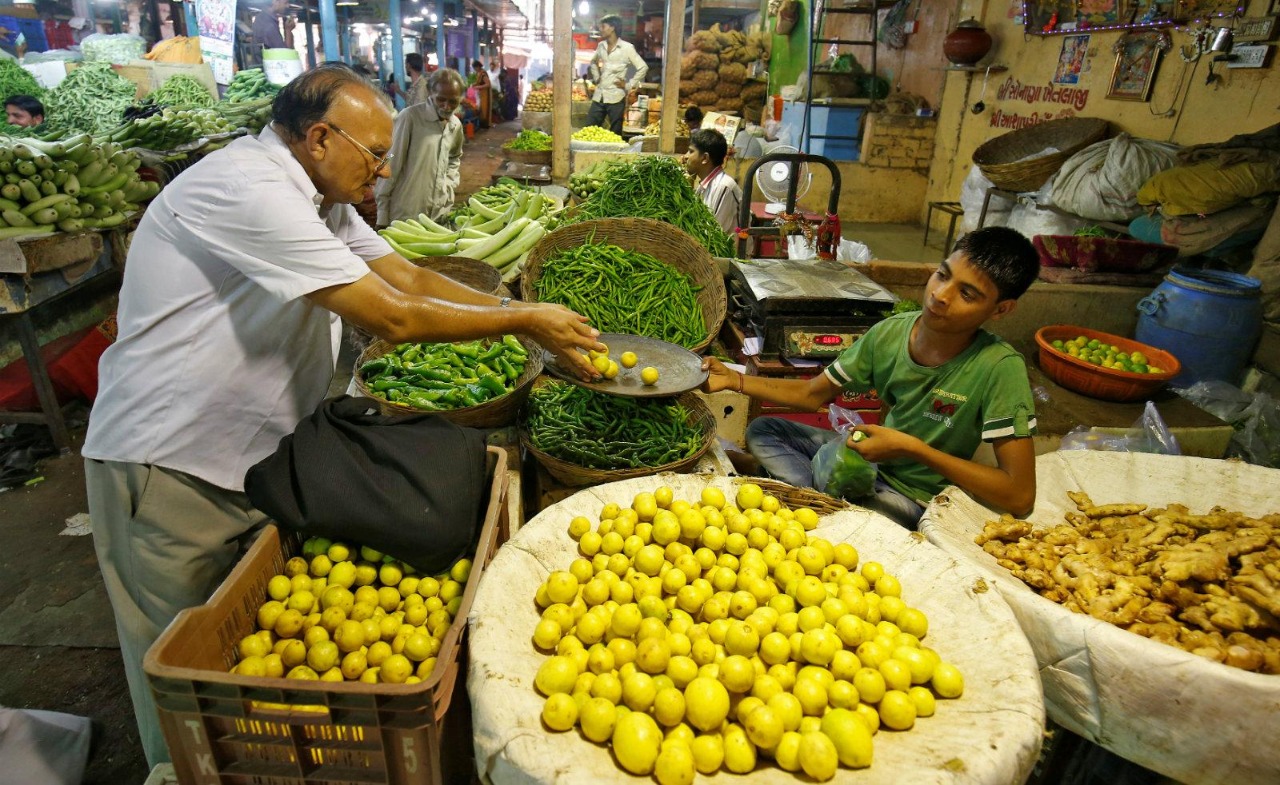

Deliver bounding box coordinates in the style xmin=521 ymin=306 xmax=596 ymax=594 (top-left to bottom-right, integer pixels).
xmin=0 ymin=122 xmax=940 ymax=784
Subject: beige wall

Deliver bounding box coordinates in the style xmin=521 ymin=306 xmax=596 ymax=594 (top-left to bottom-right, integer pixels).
xmin=924 ymin=0 xmax=1280 ymax=233
xmin=823 ymin=2 xmax=951 ymax=106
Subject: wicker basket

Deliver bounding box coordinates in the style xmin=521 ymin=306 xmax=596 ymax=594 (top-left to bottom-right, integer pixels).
xmin=520 ymin=218 xmax=727 ymax=353
xmin=972 ymin=118 xmax=1109 ymax=193
xmin=503 ymin=147 xmax=552 ymax=165
xmin=411 ymin=255 xmax=506 ymax=296
xmin=520 ymin=386 xmax=717 ymax=487
xmin=743 ymin=477 xmax=853 ymax=515
xmin=353 ymin=336 xmax=543 ymax=427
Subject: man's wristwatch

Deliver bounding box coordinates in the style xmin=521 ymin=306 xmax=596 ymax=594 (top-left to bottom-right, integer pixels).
xmin=499 ymin=296 xmax=512 ymax=308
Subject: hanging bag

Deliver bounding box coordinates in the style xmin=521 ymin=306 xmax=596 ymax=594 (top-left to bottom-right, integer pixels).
xmin=244 ymin=395 xmax=489 ymax=574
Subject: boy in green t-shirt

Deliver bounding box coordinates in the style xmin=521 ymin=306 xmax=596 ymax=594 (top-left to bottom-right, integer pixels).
xmin=702 ymin=227 xmax=1040 ymax=528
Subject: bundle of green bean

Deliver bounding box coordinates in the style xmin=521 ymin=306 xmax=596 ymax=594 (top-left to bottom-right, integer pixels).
xmin=147 ymin=74 xmax=216 ymax=108
xmin=533 ymin=239 xmax=707 ymax=349
xmin=525 ymin=381 xmax=705 ymax=470
xmin=358 ymin=335 xmax=529 ymax=410
xmin=106 ymin=107 xmax=237 ymax=150
xmin=223 ymin=69 xmax=282 ymax=103
xmin=0 ymin=133 xmax=157 ymax=239
xmin=0 ymin=60 xmax=46 ymax=104
xmin=42 ymin=63 xmax=138 ymax=135
xmin=566 ymin=155 xmax=735 ymax=257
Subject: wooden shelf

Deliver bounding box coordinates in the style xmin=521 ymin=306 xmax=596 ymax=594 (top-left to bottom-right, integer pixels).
xmin=943 ymin=64 xmax=1009 ymax=72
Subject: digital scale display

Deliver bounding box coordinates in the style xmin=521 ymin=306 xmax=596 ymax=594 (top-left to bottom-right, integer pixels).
xmin=786 ymin=329 xmax=861 ymax=358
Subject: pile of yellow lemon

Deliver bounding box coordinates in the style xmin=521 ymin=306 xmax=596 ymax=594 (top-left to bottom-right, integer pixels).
xmin=229 ymin=537 xmax=472 ymax=686
xmin=589 ymin=343 xmax=660 ymax=386
xmin=572 ymin=125 xmax=626 ymax=144
xmin=531 ymin=483 xmax=964 ymax=783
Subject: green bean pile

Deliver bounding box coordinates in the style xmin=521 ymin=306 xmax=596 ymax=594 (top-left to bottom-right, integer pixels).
xmin=43 ymin=63 xmax=138 ymax=135
xmin=358 ymin=335 xmax=529 ymax=411
xmin=566 ymin=155 xmax=735 ymax=258
xmin=526 ymin=381 xmax=705 ymax=470
xmin=0 ymin=60 xmax=45 ymax=104
xmin=533 ymin=238 xmax=707 ymax=349
xmin=147 ymin=74 xmax=216 ymax=108
xmin=107 ymin=107 xmax=236 ymax=149
xmin=223 ymin=69 xmax=282 ymax=103
xmin=505 ymin=129 xmax=552 ymax=151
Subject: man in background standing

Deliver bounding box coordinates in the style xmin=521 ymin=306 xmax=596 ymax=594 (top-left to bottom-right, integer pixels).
xmin=388 ymin=53 xmax=429 ymax=108
xmin=586 ymin=14 xmax=647 ymax=134
xmin=252 ymin=0 xmax=294 ymax=53
xmin=375 ymin=68 xmax=465 ymax=225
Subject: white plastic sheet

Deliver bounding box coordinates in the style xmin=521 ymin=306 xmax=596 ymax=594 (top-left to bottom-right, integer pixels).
xmin=920 ymin=451 xmax=1280 ymax=785
xmin=469 ymin=474 xmax=1044 ymax=785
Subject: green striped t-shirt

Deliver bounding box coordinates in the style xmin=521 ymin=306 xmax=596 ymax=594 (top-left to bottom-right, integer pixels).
xmin=824 ymin=312 xmax=1037 ymax=502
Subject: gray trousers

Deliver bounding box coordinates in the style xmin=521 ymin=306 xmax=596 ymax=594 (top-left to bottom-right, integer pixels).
xmin=85 ymin=459 xmax=267 ymax=768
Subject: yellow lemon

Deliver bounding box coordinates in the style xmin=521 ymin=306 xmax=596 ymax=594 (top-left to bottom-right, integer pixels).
xmin=620 ymin=351 xmax=639 ymax=369
xmin=541 ymin=693 xmax=579 ymax=732
xmin=592 ymin=355 xmax=611 ymax=374
xmin=654 ymin=742 xmax=696 ymax=785
xmin=612 ymin=711 xmax=662 ymax=775
xmin=640 ymin=366 xmax=660 ymax=385
xmin=683 ymin=676 xmax=730 ymax=732
xmin=580 ymin=696 xmax=618 ymax=742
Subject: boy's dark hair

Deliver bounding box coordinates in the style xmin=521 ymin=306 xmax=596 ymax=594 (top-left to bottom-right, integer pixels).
xmin=405 ymin=53 xmax=424 ymax=74
xmin=599 ymin=14 xmax=623 ymax=29
xmin=689 ymin=128 xmax=728 ymax=166
xmin=272 ymin=63 xmax=387 ymax=141
xmin=5 ymin=94 xmax=43 ymax=118
xmin=953 ymin=226 xmax=1040 ymax=301
xmin=683 ymin=105 xmax=703 ymax=127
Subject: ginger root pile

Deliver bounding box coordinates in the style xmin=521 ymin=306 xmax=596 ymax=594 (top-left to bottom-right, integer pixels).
xmin=977 ymin=492 xmax=1280 ymax=673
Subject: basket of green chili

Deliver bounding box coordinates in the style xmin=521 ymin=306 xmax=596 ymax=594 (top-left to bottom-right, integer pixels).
xmin=521 ymin=218 xmax=726 ymax=353
xmin=354 ymin=334 xmax=543 ymax=427
xmin=521 ymin=379 xmax=717 ymax=486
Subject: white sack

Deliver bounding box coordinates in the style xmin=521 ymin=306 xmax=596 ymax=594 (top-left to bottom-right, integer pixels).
xmin=959 ymin=165 xmax=1008 ymax=234
xmin=920 ymin=451 xmax=1280 ymax=785
xmin=469 ymin=474 xmax=1044 ymax=785
xmin=1050 ymin=134 xmax=1180 ymax=221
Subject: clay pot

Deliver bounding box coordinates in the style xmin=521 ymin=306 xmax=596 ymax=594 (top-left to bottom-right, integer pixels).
xmin=944 ymin=18 xmax=993 ymax=66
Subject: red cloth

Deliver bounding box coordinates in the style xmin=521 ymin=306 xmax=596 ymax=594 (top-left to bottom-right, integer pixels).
xmin=0 ymin=323 xmax=113 ymax=412
xmin=43 ymin=20 xmax=75 ymax=50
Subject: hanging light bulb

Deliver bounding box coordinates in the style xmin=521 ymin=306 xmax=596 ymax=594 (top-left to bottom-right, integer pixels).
xmin=429 ymin=12 xmax=438 ymax=23
xmin=578 ymin=1 xmax=590 ymax=16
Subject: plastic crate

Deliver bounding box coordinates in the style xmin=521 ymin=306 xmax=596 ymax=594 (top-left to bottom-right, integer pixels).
xmin=143 ymin=446 xmax=508 ymax=785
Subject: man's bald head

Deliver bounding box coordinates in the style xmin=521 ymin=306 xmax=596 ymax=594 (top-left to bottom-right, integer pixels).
xmin=271 ymin=63 xmax=392 ymax=142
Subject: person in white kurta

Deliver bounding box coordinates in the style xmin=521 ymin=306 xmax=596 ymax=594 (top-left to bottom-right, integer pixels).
xmin=375 ymin=69 xmax=465 ymax=225
xmin=683 ymin=128 xmax=743 ymax=234
xmin=82 ymin=64 xmax=605 ymax=769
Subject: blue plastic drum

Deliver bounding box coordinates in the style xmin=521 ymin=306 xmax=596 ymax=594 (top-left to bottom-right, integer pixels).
xmin=1135 ymin=268 xmax=1262 ymax=387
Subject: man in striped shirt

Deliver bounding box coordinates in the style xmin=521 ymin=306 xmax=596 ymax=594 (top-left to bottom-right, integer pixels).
xmin=701 ymin=227 xmax=1040 ymax=527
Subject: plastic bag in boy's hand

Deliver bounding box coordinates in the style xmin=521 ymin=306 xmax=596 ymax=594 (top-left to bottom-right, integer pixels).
xmin=811 ymin=406 xmax=877 ymax=500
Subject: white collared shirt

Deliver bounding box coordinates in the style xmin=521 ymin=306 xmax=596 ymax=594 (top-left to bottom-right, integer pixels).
xmin=588 ymin=39 xmax=648 ymax=106
xmin=82 ymin=125 xmax=391 ymax=491
xmin=696 ymin=167 xmax=743 ymax=234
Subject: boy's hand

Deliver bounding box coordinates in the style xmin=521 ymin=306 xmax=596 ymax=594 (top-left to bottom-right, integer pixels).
xmin=846 ymin=424 xmax=922 ymax=462
xmin=700 ymin=357 xmax=740 ymax=394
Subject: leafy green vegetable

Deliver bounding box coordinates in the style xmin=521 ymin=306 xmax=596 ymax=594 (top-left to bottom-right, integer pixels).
xmin=0 ymin=60 xmax=46 ymax=102
xmin=892 ymin=299 xmax=922 ymax=315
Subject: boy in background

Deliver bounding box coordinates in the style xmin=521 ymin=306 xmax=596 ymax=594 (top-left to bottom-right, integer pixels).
xmin=701 ymin=227 xmax=1040 ymax=527
xmin=683 ymin=128 xmax=742 ymax=235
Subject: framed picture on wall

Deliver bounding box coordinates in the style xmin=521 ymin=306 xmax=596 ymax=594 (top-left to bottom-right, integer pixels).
xmin=1053 ymin=34 xmax=1091 ymax=84
xmin=1174 ymin=0 xmax=1239 ymax=22
xmin=1106 ymin=30 xmax=1169 ymax=100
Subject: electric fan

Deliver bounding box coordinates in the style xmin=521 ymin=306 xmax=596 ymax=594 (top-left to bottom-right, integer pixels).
xmin=754 ymin=145 xmax=812 ymax=215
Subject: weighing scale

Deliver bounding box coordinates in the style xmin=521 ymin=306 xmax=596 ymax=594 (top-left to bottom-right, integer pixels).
xmin=728 ymin=257 xmax=898 ymax=361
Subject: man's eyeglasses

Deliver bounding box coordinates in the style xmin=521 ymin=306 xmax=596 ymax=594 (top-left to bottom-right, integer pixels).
xmin=328 ymin=122 xmax=393 ymax=173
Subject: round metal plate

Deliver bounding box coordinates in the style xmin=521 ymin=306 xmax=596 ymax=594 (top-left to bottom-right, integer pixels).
xmin=541 ymin=333 xmax=709 ymax=398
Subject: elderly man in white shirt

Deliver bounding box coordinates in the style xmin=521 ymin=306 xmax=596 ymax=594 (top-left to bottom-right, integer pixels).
xmin=683 ymin=128 xmax=743 ymax=235
xmin=586 ymin=14 xmax=647 ymax=134
xmin=82 ymin=63 xmax=604 ymax=769
xmin=375 ymin=68 xmax=465 ymax=224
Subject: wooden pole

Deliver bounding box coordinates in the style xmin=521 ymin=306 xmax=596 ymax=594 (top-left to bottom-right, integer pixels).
xmin=659 ymin=0 xmax=688 ymax=155
xmin=552 ymin=0 xmax=572 ymax=182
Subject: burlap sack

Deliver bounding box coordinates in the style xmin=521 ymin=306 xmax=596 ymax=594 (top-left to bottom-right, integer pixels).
xmin=921 ymin=451 xmax=1280 ymax=785
xmin=469 ymin=474 xmax=1044 ymax=784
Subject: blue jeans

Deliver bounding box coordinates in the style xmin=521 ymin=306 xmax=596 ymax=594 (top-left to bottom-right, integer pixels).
xmin=745 ymin=417 xmax=926 ymax=529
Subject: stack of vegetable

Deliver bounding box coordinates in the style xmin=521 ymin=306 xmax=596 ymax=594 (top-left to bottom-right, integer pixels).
xmin=565 ymin=155 xmax=735 ymax=258
xmin=378 ymin=180 xmax=555 ymax=281
xmin=223 ymin=69 xmax=282 ymax=103
xmin=567 ymin=159 xmax=629 ymax=202
xmin=504 ymin=129 xmax=552 ymax=152
xmin=532 ymin=238 xmax=707 ymax=349
xmin=358 ymin=336 xmax=529 ymax=411
xmin=146 ymin=74 xmax=215 ymax=108
xmin=525 ymin=381 xmax=705 ymax=470
xmin=106 ymin=107 xmax=237 ymax=149
xmin=0 ymin=60 xmax=46 ymax=104
xmin=0 ymin=133 xmax=158 ymax=238
xmin=642 ymin=117 xmax=690 ymax=137
xmin=525 ymin=88 xmax=553 ymax=112
xmin=571 ymin=126 xmax=625 ymax=144
xmin=42 ymin=63 xmax=138 ymax=136
xmin=679 ymin=24 xmax=770 ymax=118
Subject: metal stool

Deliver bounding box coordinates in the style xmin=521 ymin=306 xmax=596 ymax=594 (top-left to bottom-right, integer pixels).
xmin=923 ymin=201 xmax=964 ymax=258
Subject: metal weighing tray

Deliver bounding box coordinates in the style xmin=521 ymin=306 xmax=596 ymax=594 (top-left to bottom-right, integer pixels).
xmin=541 ymin=333 xmax=709 ymax=398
